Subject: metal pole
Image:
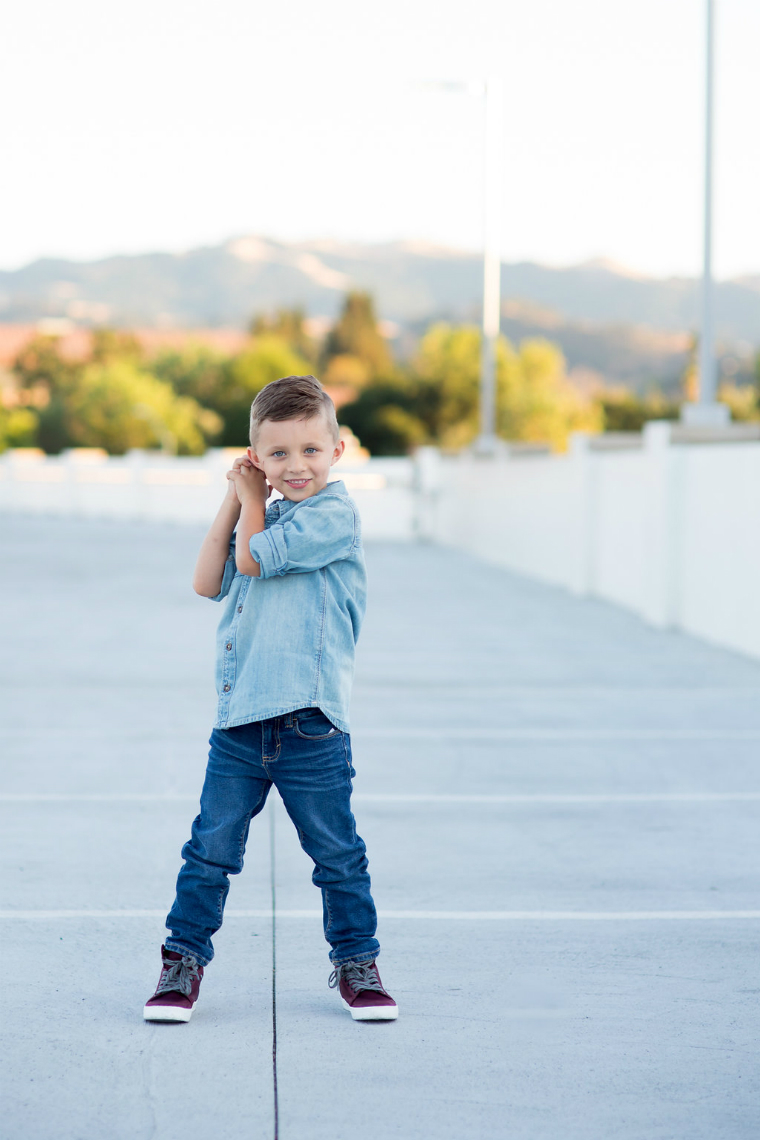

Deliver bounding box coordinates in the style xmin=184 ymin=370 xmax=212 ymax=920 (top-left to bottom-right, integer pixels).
xmin=699 ymin=0 xmax=716 ymax=407
xmin=477 ymin=77 xmax=502 ymax=452
xmin=683 ymin=0 xmax=728 ymax=425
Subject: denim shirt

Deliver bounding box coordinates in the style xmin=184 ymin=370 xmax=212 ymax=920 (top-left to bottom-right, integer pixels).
xmin=209 ymin=480 xmax=367 ymax=734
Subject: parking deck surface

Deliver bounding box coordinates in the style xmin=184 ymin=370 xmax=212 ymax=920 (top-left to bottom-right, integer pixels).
xmin=2 ymin=515 xmax=760 ymax=1139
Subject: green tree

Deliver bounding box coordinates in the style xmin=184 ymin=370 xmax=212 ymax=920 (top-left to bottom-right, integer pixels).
xmin=499 ymin=338 xmax=602 ymax=449
xmin=12 ymin=332 xmax=227 ymax=454
xmin=151 ymin=344 xmax=227 ymax=407
xmin=411 ymin=324 xmax=482 ymax=446
xmin=13 ymin=336 xmax=79 ymax=453
xmin=90 ymin=328 xmax=143 ymax=365
xmin=216 ymin=336 xmax=313 ymax=446
xmin=598 ymin=388 xmax=679 ymax=432
xmin=412 ymin=324 xmax=600 ymax=451
xmin=718 ymin=382 xmax=758 ymax=423
xmin=0 ymin=406 xmax=39 ymax=452
xmin=250 ymin=309 xmax=317 ymax=363
xmin=322 ymin=292 xmax=392 ymax=378
xmin=65 ymin=360 xmax=222 ymax=455
xmin=338 ymin=376 xmax=428 ymax=455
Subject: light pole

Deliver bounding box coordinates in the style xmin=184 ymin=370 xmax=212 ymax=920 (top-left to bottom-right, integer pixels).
xmin=420 ymin=79 xmax=504 ymax=452
xmin=475 ymin=78 xmax=503 ymax=454
xmin=682 ymin=0 xmax=729 ymax=426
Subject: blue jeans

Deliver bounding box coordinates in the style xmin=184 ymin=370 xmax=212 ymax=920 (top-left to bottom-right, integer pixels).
xmin=165 ymin=708 xmax=380 ymax=967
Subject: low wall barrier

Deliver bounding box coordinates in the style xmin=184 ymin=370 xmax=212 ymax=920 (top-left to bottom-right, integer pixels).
xmin=415 ymin=422 xmax=760 ymax=660
xmin=0 ymin=448 xmax=417 ymax=542
xmin=4 ymin=423 xmax=760 ymax=659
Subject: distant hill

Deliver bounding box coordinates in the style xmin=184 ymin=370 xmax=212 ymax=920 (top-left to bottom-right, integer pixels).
xmin=496 ymin=300 xmax=694 ymax=392
xmin=0 ymin=236 xmax=757 ymax=389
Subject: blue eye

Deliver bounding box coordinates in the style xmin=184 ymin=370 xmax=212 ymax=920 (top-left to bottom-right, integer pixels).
xmin=271 ymin=447 xmax=317 ymax=457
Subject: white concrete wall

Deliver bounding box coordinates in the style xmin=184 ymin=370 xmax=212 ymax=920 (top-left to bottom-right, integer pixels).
xmin=0 ymin=449 xmax=416 ymax=542
xmin=419 ymin=426 xmax=760 ymax=660
xmin=676 ymin=443 xmax=760 ymax=657
xmin=4 ymin=428 xmax=760 ymax=659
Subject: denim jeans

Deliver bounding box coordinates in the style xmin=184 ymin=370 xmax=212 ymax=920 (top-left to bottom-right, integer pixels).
xmin=165 ymin=708 xmax=380 ymax=968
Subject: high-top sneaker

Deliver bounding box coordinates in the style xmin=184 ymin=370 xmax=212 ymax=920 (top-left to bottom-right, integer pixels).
xmin=329 ymin=960 xmax=398 ymax=1021
xmin=143 ymin=945 xmax=204 ymax=1023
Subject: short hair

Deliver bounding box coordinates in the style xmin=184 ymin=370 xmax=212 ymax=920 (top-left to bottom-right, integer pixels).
xmin=249 ymin=374 xmax=340 ymax=447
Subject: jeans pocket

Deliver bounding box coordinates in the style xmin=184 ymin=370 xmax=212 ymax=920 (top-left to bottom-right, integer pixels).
xmin=293 ymin=709 xmax=341 ymax=741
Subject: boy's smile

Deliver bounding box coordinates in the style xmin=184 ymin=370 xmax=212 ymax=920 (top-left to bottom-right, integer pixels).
xmin=250 ymin=414 xmax=345 ymax=501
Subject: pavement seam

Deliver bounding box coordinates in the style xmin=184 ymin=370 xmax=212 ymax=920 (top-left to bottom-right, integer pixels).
xmin=5 ymin=909 xmax=760 ymax=920
xmin=5 ymin=791 xmax=760 ymax=803
xmin=269 ymin=798 xmax=279 ymax=1140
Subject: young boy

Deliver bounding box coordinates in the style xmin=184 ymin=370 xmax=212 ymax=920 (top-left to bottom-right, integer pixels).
xmin=144 ymin=374 xmax=397 ymax=1023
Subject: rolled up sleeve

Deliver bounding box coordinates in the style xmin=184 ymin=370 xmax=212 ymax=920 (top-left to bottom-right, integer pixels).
xmin=249 ymin=496 xmax=357 ymax=578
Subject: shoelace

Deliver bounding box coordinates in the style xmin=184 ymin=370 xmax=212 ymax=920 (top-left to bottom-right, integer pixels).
xmin=328 ymin=960 xmax=387 ymax=995
xmin=155 ymin=955 xmax=200 ymax=998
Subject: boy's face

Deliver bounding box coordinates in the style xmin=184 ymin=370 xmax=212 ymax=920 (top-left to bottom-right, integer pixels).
xmin=249 ymin=414 xmax=345 ymax=502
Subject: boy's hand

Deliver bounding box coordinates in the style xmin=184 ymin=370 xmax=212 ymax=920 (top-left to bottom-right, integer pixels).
xmin=227 ymin=456 xmax=269 ymax=506
xmin=224 ymin=455 xmax=250 ymax=503
xmin=225 ymin=471 xmax=241 ymax=504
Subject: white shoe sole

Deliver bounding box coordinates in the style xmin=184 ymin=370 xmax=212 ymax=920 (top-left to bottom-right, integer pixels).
xmin=143 ymin=1003 xmax=193 ymax=1022
xmin=341 ymin=997 xmax=399 ymax=1021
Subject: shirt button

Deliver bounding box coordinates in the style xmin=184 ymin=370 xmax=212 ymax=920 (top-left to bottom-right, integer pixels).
xmin=226 ymin=642 xmax=232 ymax=651
xmin=237 ymin=606 xmax=243 ymax=613
xmin=223 ymin=684 xmax=231 ymax=692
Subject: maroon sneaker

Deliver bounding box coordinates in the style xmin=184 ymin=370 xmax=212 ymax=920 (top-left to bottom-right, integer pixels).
xmin=329 ymin=960 xmax=398 ymax=1021
xmin=143 ymin=945 xmax=204 ymax=1023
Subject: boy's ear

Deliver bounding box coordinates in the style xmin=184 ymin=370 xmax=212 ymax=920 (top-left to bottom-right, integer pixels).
xmin=330 ymin=439 xmax=346 ymax=466
xmin=247 ymin=445 xmax=262 ymax=470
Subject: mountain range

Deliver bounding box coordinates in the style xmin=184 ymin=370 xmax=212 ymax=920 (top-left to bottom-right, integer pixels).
xmin=1 ymin=236 xmax=758 ymax=388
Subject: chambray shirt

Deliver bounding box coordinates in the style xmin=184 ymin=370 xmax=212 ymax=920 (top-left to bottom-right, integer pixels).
xmin=209 ymin=480 xmax=366 ymax=734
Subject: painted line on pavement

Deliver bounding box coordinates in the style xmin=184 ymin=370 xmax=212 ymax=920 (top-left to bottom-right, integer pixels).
xmin=357 ymin=792 xmax=760 ymax=804
xmin=353 ymin=728 xmax=760 ymax=741
xmin=354 ymin=685 xmax=760 ymax=696
xmin=3 ymin=909 xmax=760 ymax=921
xmin=3 ymin=791 xmax=760 ymax=804
xmin=0 ymin=793 xmax=198 ymax=802
xmin=4 ymin=728 xmax=760 ymax=743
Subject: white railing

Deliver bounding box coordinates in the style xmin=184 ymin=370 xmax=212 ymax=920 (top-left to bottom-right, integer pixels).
xmin=4 ymin=424 xmax=760 ymax=659
xmin=0 ymin=448 xmax=417 ymax=541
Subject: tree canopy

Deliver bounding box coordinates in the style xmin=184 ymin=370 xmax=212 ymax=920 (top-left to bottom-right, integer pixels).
xmin=3 ymin=290 xmax=718 ymax=457
xmin=339 ymin=324 xmax=601 ymax=454
xmin=322 ymin=292 xmax=392 ymax=379
xmin=8 ymin=335 xmax=221 ymax=455
xmin=250 ymin=308 xmax=317 ymax=364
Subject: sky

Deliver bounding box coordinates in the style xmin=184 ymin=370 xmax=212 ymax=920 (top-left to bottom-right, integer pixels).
xmin=2 ymin=0 xmax=758 ymax=279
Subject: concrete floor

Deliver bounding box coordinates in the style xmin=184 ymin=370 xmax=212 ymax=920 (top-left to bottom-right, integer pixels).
xmin=2 ymin=515 xmax=760 ymax=1139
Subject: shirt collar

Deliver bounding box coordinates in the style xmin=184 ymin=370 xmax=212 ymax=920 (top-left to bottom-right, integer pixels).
xmin=266 ymin=479 xmax=347 ymax=519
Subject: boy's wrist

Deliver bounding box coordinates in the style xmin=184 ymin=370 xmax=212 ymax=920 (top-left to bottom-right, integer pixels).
xmin=235 ymin=499 xmax=266 ymax=576
xmin=237 ymin=485 xmax=268 ymax=508
xmin=239 ymin=499 xmax=266 ymax=527
xmin=221 ymin=493 xmax=242 ymax=520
